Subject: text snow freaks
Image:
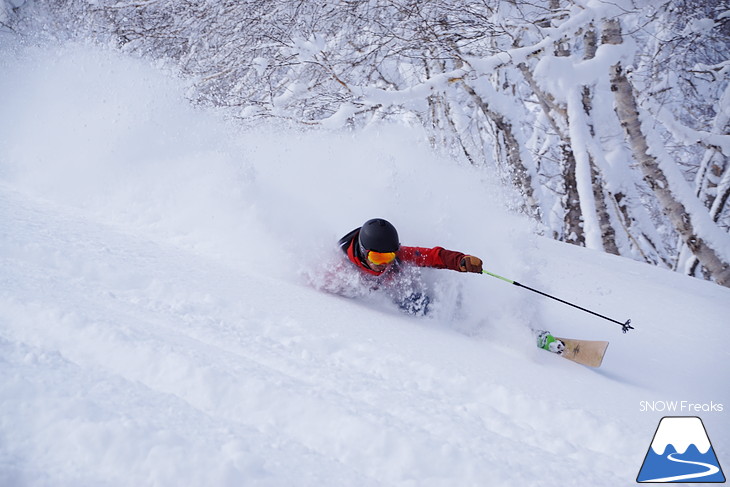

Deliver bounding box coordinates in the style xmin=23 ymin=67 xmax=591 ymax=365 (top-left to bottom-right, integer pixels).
xmin=640 ymin=401 xmax=724 ymax=413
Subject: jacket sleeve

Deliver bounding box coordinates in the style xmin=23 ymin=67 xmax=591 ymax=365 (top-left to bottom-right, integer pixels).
xmin=397 ymin=246 xmax=465 ymax=271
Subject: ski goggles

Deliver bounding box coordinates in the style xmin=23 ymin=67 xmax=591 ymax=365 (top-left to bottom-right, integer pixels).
xmin=367 ymin=250 xmax=397 ymax=265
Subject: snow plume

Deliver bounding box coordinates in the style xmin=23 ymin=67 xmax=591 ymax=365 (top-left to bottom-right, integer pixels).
xmin=0 ymin=41 xmax=533 ymax=328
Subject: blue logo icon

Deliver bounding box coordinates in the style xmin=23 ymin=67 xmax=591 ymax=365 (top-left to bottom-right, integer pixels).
xmin=637 ymin=416 xmax=725 ymax=483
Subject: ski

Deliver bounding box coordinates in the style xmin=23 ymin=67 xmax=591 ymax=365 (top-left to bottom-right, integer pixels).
xmin=553 ymin=337 xmax=609 ymax=367
xmin=536 ymin=331 xmax=609 ymax=368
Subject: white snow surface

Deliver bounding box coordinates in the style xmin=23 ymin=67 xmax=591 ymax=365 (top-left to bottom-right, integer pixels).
xmin=1 ymin=42 xmax=729 ymax=487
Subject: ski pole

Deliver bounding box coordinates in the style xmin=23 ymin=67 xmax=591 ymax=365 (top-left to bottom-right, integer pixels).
xmin=482 ymin=270 xmax=634 ymax=333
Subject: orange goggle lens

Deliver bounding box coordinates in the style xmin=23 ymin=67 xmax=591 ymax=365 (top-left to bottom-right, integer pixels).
xmin=367 ymin=250 xmax=396 ymax=265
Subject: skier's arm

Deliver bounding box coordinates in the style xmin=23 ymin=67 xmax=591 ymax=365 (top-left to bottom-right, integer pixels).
xmin=398 ymin=246 xmax=482 ymax=273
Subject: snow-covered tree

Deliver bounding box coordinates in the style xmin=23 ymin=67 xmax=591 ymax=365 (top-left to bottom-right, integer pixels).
xmin=9 ymin=0 xmax=730 ymax=286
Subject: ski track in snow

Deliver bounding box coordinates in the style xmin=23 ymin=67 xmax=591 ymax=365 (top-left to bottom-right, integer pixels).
xmin=1 ymin=41 xmax=729 ymax=487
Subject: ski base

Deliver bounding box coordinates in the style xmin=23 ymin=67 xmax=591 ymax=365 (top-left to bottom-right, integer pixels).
xmin=552 ymin=337 xmax=609 ymax=367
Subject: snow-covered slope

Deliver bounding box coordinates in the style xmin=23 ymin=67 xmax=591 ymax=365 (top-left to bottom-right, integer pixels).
xmin=1 ymin=41 xmax=728 ymax=487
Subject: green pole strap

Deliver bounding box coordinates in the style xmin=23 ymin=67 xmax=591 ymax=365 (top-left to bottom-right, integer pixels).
xmin=481 ymin=270 xmax=634 ymax=333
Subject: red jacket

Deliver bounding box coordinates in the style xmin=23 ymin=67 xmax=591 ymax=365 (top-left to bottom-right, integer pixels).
xmin=339 ymin=229 xmax=466 ymax=277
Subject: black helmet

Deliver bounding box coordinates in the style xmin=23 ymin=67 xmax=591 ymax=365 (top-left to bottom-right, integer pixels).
xmin=359 ymin=218 xmax=400 ymax=253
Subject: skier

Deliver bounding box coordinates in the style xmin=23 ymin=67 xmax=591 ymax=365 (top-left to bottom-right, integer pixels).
xmin=338 ymin=218 xmax=483 ymax=314
xmin=335 ymin=219 xmax=586 ymax=361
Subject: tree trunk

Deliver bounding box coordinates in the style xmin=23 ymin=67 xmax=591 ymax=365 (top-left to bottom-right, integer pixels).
xmin=461 ymin=81 xmax=540 ymax=219
xmin=610 ymin=62 xmax=730 ymax=286
xmin=561 ymin=143 xmax=585 ymax=246
xmin=583 ymin=26 xmax=619 ymax=255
